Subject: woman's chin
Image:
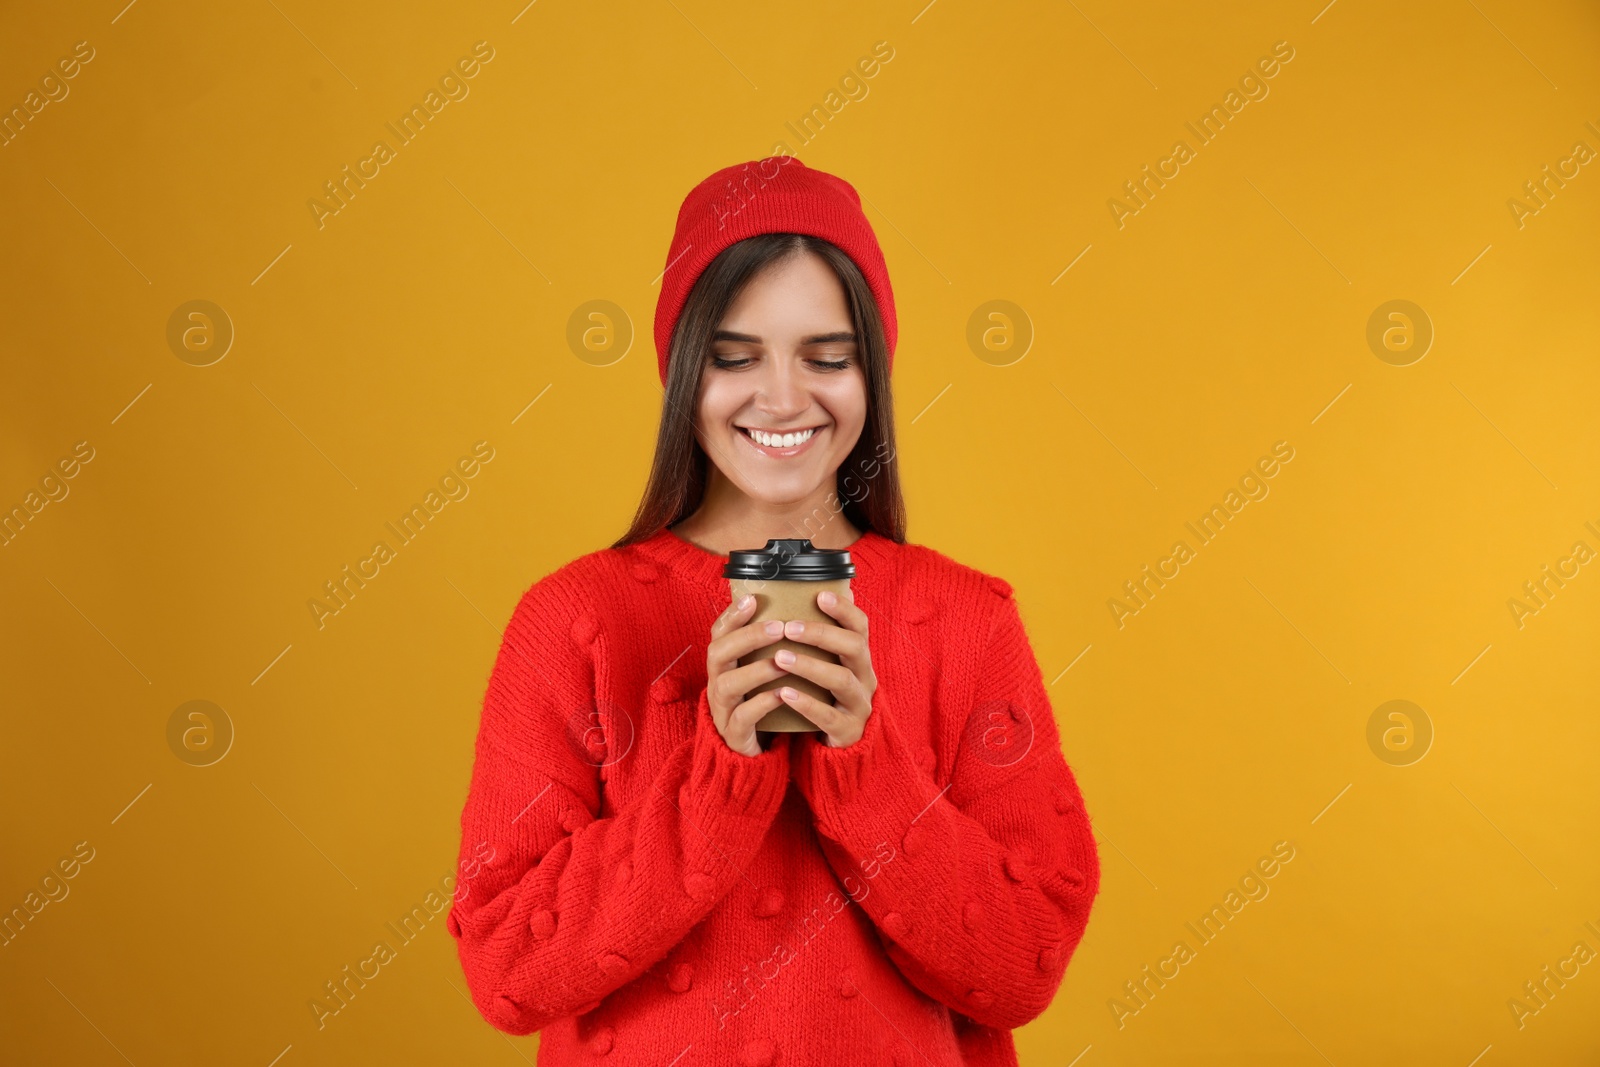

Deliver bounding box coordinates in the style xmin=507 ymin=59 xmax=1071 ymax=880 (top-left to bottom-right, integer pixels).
xmin=736 ymin=477 xmax=829 ymax=508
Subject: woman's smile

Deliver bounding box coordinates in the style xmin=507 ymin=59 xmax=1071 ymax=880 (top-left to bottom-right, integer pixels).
xmin=735 ymin=423 xmax=826 ymax=458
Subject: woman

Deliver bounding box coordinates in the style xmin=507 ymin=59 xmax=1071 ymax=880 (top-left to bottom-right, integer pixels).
xmin=447 ymin=156 xmax=1100 ymax=1066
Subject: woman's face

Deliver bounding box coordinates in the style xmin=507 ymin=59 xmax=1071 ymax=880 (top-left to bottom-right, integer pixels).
xmin=694 ymin=250 xmax=867 ymax=508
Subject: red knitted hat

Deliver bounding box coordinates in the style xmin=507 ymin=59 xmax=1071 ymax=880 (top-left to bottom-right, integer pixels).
xmin=652 ymin=155 xmax=897 ymax=385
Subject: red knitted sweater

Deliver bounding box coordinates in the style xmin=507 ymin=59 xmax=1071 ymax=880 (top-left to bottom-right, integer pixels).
xmin=447 ymin=526 xmax=1101 ymax=1066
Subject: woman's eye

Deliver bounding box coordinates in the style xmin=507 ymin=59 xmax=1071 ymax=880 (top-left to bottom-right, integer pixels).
xmin=709 ymin=355 xmax=852 ymax=370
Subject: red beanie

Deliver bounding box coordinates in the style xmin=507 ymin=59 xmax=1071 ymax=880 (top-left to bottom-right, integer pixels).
xmin=652 ymin=155 xmax=897 ymax=385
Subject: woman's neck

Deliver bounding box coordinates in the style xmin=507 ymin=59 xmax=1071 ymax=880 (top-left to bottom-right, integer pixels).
xmin=670 ymin=474 xmax=863 ymax=554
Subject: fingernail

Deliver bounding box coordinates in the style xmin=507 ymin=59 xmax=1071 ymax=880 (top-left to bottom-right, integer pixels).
xmin=764 ymin=620 xmax=783 ymax=636
xmin=776 ymin=650 xmax=795 ymax=666
xmin=740 ymin=594 xmax=754 ymax=609
xmin=781 ymin=687 xmax=799 ymax=701
xmin=819 ymin=591 xmax=836 ymax=608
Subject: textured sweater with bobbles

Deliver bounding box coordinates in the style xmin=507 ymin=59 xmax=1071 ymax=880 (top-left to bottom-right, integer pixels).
xmin=446 ymin=525 xmax=1101 ymax=1066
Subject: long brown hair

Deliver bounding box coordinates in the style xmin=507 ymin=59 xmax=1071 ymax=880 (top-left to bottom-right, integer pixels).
xmin=614 ymin=233 xmax=905 ymax=548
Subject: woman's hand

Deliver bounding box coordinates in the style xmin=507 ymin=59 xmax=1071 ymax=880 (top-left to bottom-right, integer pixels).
xmin=705 ymin=594 xmax=793 ymax=757
xmin=772 ymin=588 xmax=877 ymax=748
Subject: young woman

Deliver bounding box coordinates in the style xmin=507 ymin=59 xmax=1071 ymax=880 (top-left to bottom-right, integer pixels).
xmin=448 ymin=156 xmax=1100 ymax=1066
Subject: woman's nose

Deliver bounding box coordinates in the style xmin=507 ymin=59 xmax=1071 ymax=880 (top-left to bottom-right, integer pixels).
xmin=755 ymin=358 xmax=807 ymax=416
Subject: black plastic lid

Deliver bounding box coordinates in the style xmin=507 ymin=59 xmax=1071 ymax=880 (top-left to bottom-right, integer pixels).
xmin=723 ymin=539 xmax=856 ymax=581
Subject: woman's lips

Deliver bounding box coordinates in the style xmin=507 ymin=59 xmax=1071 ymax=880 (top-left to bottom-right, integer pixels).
xmin=737 ymin=425 xmax=823 ymax=458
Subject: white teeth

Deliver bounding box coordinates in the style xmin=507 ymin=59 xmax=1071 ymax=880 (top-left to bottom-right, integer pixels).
xmin=746 ymin=427 xmax=815 ymax=448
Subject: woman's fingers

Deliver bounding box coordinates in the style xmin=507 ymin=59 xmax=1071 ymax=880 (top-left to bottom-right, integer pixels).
xmin=724 ymin=689 xmax=787 ymax=755
xmin=730 ymin=688 xmax=787 ymax=734
xmin=707 ymin=596 xmax=796 ymax=756
xmin=710 ymin=594 xmax=757 ymax=640
xmin=817 ymin=587 xmax=869 ymax=635
xmin=708 ymin=618 xmax=786 ymax=674
xmin=770 ymin=648 xmax=859 ymax=704
xmin=785 ymin=590 xmax=871 ymax=675
xmin=713 ymin=656 xmax=791 ymax=706
xmin=777 ymin=685 xmax=850 ymax=742
xmin=779 ymin=618 xmax=864 ymax=661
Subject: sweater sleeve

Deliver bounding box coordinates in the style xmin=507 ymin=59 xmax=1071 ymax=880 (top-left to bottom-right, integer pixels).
xmin=446 ymin=579 xmax=793 ymax=1036
xmin=789 ymin=584 xmax=1100 ymax=1030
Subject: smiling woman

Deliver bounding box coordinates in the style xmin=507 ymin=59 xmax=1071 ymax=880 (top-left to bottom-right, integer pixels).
xmin=447 ymin=156 xmax=1101 ymax=1067
xmin=622 ymin=232 xmax=901 ymax=552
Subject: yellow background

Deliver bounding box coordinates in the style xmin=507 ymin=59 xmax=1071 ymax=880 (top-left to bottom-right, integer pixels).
xmin=3 ymin=0 xmax=1597 ymax=1063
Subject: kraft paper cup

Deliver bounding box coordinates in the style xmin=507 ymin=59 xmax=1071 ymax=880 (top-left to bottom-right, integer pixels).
xmin=723 ymin=539 xmax=857 ymax=733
